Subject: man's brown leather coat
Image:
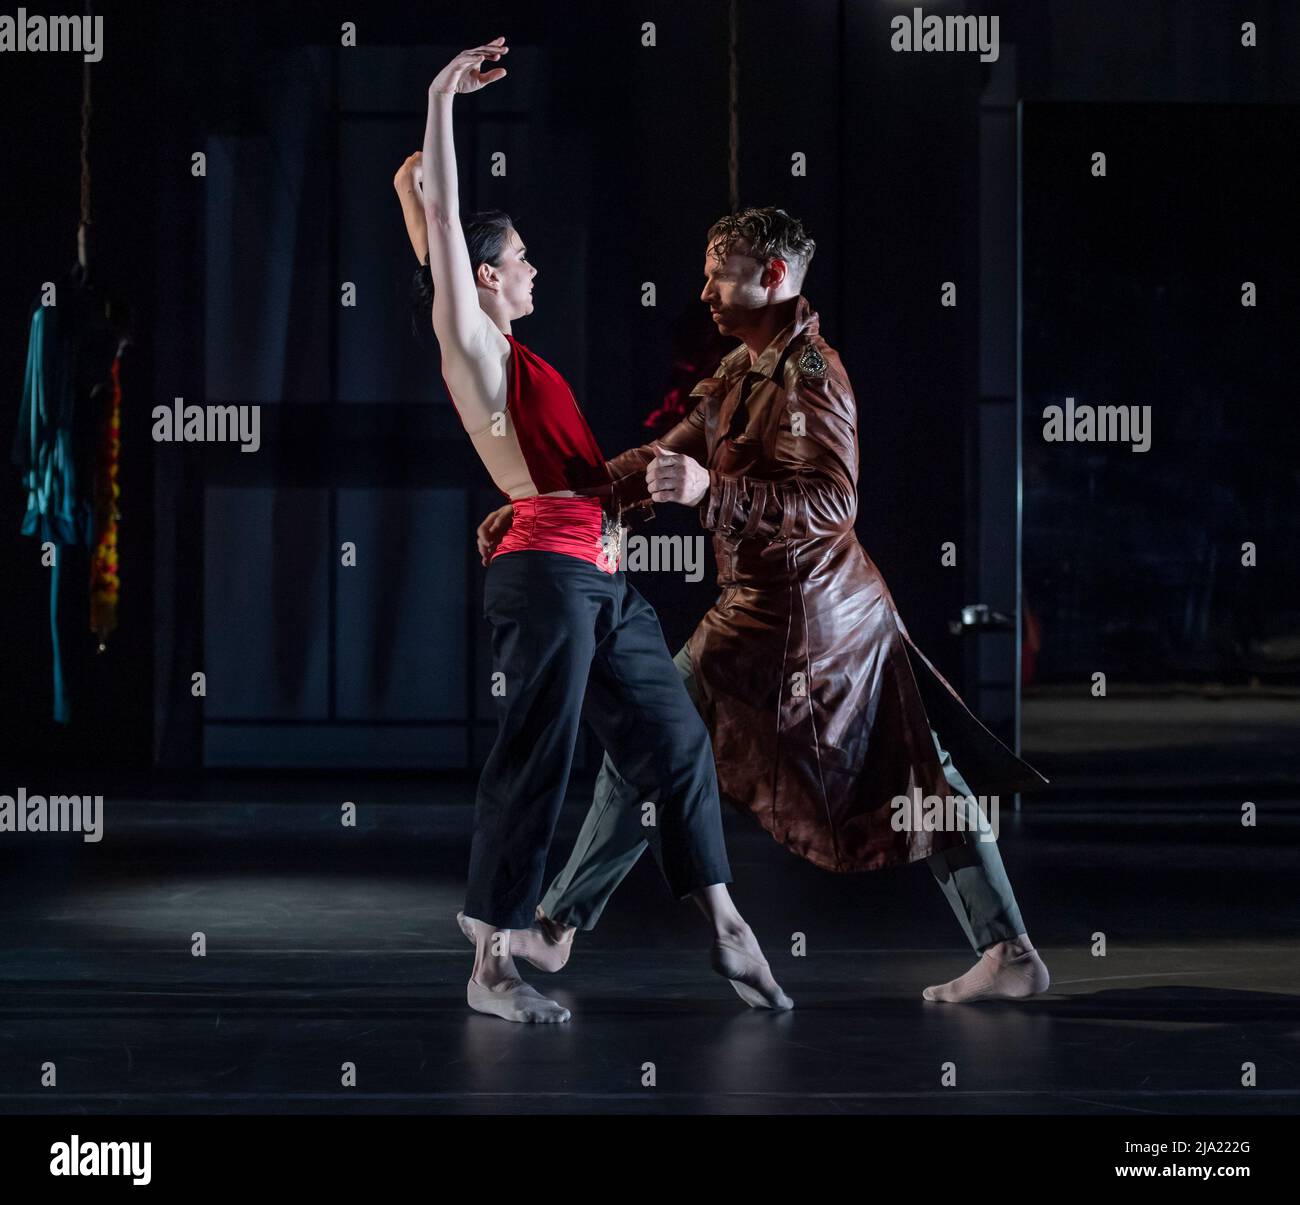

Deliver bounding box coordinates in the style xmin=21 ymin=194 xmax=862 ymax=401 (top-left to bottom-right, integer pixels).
xmin=606 ymin=295 xmax=1047 ymax=872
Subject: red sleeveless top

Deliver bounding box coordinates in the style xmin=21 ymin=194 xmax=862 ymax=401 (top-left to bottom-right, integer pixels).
xmin=487 ymin=334 xmax=617 ymax=573
xmin=502 ymin=334 xmax=608 ymax=496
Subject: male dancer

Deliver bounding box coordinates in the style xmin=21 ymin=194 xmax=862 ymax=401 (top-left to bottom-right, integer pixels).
xmin=411 ymin=40 xmax=790 ymax=1023
xmin=477 ymin=208 xmax=1052 ymax=1004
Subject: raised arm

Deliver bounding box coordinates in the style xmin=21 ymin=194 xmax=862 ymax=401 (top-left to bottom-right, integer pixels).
xmin=421 ymin=38 xmax=510 ymax=356
xmin=393 ymin=152 xmax=428 ymax=264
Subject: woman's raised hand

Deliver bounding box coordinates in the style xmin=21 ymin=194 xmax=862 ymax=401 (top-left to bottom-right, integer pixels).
xmin=393 ymin=151 xmax=422 ymax=194
xmin=430 ymin=37 xmax=509 ymax=96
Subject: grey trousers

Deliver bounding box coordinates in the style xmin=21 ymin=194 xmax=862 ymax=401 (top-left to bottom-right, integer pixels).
xmin=541 ymin=644 xmax=1028 ymax=953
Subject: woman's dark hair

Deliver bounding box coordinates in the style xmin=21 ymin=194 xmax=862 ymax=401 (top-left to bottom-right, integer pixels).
xmin=410 ymin=209 xmax=515 ymax=340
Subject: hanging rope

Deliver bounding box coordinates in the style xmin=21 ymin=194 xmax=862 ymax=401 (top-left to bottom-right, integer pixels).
xmin=77 ymin=1 xmax=93 ymax=268
xmin=79 ymin=59 xmax=91 ymax=229
xmin=728 ymin=0 xmax=739 ymax=212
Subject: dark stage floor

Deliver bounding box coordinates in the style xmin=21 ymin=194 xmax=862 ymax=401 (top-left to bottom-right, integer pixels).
xmin=1 ymin=780 xmax=1297 ymax=1115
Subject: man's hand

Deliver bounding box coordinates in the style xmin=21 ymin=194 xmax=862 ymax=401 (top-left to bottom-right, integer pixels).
xmin=647 ymin=443 xmax=710 ymax=507
xmin=430 ymin=37 xmax=509 ymax=97
xmin=476 ymin=503 xmax=514 ymax=566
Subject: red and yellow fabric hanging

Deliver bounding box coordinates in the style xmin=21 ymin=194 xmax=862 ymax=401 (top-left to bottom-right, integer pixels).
xmin=89 ymin=353 xmax=121 ymax=647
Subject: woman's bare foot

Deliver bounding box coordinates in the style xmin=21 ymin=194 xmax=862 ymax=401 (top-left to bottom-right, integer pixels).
xmin=689 ymin=884 xmax=793 ymax=1010
xmin=467 ymin=976 xmax=571 ymax=1023
xmin=922 ymin=934 xmax=1051 ymax=1003
xmin=711 ymin=923 xmax=794 ymax=1011
xmin=463 ymin=914 xmax=571 ymax=1024
xmin=456 ymin=906 xmax=576 ymax=973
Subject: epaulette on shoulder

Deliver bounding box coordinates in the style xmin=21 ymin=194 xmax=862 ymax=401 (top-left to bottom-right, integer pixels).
xmin=796 ymin=341 xmax=828 ymax=379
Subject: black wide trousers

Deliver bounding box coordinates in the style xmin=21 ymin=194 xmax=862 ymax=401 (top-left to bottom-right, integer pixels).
xmin=464 ymin=550 xmax=733 ymax=931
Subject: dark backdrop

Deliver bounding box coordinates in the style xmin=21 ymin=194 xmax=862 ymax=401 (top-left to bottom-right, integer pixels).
xmin=2 ymin=0 xmax=1297 ymax=780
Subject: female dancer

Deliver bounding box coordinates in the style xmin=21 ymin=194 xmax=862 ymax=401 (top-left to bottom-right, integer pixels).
xmin=405 ymin=37 xmax=791 ymax=1023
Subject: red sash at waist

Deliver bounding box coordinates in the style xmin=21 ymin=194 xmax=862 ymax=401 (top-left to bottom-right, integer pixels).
xmin=491 ymin=495 xmax=618 ymax=574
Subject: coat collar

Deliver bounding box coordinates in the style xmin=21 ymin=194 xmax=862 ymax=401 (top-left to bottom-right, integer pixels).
xmin=717 ymin=295 xmax=820 ymax=382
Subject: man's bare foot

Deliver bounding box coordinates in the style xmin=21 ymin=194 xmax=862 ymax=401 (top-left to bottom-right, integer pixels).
xmin=710 ymin=924 xmax=794 ymax=1011
xmin=456 ymin=907 xmax=576 ymax=973
xmin=922 ymin=935 xmax=1051 ymax=1003
xmin=467 ymin=976 xmax=571 ymax=1023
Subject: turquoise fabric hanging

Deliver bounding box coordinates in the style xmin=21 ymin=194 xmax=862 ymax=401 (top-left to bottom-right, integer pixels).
xmin=12 ymin=298 xmax=96 ymax=723
xmin=15 ymin=302 xmax=95 ymax=546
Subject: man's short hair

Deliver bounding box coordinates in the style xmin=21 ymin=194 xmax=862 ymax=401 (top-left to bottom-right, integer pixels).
xmin=706 ymin=207 xmax=816 ymax=284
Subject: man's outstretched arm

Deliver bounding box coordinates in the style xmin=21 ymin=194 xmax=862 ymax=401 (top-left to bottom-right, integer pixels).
xmin=647 ymin=370 xmax=859 ymax=542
